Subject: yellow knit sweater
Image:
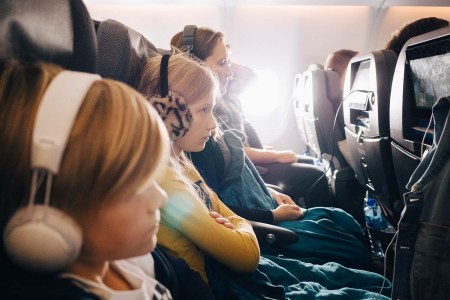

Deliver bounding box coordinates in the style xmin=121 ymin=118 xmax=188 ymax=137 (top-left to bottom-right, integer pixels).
xmin=157 ymin=164 xmax=260 ymax=282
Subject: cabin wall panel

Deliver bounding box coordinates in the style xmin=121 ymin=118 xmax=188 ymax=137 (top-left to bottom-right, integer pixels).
xmin=85 ymin=2 xmax=450 ymax=153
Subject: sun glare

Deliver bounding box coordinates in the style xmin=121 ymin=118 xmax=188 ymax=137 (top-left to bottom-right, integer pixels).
xmin=239 ymin=68 xmax=280 ymax=117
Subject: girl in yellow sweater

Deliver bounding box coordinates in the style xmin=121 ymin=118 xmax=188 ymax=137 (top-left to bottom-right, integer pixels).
xmin=138 ymin=53 xmax=391 ymax=299
xmin=138 ymin=53 xmax=260 ymax=282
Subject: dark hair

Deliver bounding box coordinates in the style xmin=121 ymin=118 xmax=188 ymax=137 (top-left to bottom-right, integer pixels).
xmin=385 ymin=17 xmax=449 ymax=55
xmin=171 ymin=27 xmax=224 ymax=61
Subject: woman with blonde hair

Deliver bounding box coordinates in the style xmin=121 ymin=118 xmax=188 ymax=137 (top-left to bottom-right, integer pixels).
xmin=1 ymin=60 xmax=171 ymax=299
xmin=138 ymin=53 xmax=391 ymax=299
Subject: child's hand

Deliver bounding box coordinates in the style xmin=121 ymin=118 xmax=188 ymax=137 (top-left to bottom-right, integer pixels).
xmin=272 ymin=204 xmax=303 ymax=223
xmin=209 ymin=211 xmax=235 ymax=229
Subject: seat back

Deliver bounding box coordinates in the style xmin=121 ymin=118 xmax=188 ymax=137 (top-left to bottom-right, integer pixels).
xmin=390 ymin=29 xmax=450 ymax=296
xmin=300 ymin=68 xmax=347 ymax=169
xmin=342 ymin=50 xmax=399 ymax=224
xmin=0 ymin=0 xmax=97 ymax=73
xmin=96 ymin=19 xmax=158 ymax=88
xmin=389 ymin=26 xmax=450 ymax=198
xmin=293 ymin=73 xmax=310 ymax=153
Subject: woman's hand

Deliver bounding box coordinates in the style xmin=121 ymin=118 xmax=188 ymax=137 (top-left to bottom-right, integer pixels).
xmin=275 ymin=150 xmax=298 ymax=164
xmin=272 ymin=204 xmax=303 ymax=223
xmin=268 ymin=188 xmax=296 ymax=206
xmin=209 ymin=211 xmax=235 ymax=229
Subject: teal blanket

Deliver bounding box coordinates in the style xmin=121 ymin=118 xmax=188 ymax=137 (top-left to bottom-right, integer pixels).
xmin=206 ymin=254 xmax=391 ymax=299
xmin=220 ymin=130 xmax=372 ymax=270
xmin=204 ymin=130 xmax=391 ymax=298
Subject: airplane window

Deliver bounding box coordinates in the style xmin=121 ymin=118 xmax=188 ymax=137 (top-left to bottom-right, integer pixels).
xmin=240 ymin=68 xmax=280 ymax=117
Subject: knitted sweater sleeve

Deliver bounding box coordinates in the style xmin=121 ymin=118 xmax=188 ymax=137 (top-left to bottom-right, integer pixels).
xmin=159 ymin=168 xmax=260 ymax=277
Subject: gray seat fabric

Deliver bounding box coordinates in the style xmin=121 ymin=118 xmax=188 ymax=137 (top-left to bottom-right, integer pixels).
xmin=0 ymin=0 xmax=97 ymax=73
xmin=298 ymin=68 xmax=347 ymax=169
xmin=96 ymin=19 xmax=159 ymax=88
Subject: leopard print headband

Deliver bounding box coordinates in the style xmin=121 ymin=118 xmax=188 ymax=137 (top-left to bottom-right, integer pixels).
xmin=150 ymin=54 xmax=193 ymax=141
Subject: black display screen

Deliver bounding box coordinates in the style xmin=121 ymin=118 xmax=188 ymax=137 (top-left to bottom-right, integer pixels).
xmin=406 ymin=37 xmax=450 ymax=115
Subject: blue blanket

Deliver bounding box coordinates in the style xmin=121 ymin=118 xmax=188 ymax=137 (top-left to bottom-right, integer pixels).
xmin=220 ymin=130 xmax=372 ymax=270
xmin=206 ymin=254 xmax=391 ymax=299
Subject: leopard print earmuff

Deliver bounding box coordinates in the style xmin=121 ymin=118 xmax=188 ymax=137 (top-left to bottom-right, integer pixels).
xmin=149 ymin=54 xmax=193 ymax=141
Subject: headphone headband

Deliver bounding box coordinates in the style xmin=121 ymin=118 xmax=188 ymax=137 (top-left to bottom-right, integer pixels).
xmin=32 ymin=71 xmax=101 ymax=174
xmin=4 ymin=70 xmax=101 ymax=272
xmin=182 ymin=25 xmax=197 ymax=54
xmin=159 ymin=54 xmax=170 ymax=97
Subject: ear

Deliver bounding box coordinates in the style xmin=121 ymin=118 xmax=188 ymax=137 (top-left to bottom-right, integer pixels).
xmin=150 ymin=91 xmax=193 ymax=141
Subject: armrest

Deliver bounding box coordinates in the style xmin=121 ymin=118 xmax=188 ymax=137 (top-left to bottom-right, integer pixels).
xmin=249 ymin=220 xmax=298 ymax=246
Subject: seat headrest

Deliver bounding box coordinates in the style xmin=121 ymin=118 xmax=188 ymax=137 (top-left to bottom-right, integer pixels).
xmin=0 ymin=0 xmax=97 ymax=73
xmin=96 ymin=19 xmax=158 ymax=89
xmin=324 ymin=70 xmax=342 ymax=106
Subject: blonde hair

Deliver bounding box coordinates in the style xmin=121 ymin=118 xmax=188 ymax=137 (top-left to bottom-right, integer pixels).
xmin=137 ymin=53 xmax=219 ymax=198
xmin=0 ymin=61 xmax=169 ymax=227
xmin=138 ymin=53 xmax=219 ymax=106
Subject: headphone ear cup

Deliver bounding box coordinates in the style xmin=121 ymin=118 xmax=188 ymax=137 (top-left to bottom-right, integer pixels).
xmin=182 ymin=25 xmax=197 ymax=53
xmin=3 ymin=204 xmax=82 ymax=272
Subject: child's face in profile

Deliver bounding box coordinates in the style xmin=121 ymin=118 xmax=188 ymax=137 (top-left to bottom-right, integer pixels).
xmin=173 ymin=89 xmax=217 ymax=153
xmin=78 ymin=179 xmax=167 ymax=262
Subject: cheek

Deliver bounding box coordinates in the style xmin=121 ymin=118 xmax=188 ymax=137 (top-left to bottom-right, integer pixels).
xmin=174 ymin=133 xmax=191 ymax=151
xmin=217 ymin=67 xmax=228 ymax=80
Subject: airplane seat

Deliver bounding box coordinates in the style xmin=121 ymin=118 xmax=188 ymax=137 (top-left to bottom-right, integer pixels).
xmin=0 ymin=0 xmax=97 ymax=73
xmin=297 ymin=68 xmax=348 ymax=168
xmin=293 ymin=62 xmax=325 ymax=156
xmin=389 ymin=26 xmax=450 ymax=205
xmin=343 ymin=50 xmax=400 ymax=229
xmin=294 ymin=67 xmax=367 ymax=225
xmin=390 ymin=26 xmax=450 ymax=300
xmin=94 ymin=19 xmax=298 ymax=248
xmin=293 ymin=72 xmax=310 ymax=154
xmin=96 ymin=19 xmax=159 ymax=88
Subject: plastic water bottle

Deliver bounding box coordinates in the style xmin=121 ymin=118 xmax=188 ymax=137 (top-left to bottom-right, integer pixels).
xmin=364 ymin=197 xmax=396 ymax=233
xmin=364 ymin=197 xmax=386 ymax=258
xmin=364 ymin=197 xmax=396 ymax=259
xmin=364 ymin=197 xmax=386 ymax=230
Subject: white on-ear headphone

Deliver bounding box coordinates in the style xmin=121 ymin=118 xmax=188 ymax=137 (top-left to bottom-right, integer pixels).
xmin=3 ymin=70 xmax=101 ymax=272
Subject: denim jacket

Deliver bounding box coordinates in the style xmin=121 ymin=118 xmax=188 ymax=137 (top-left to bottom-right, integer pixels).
xmin=392 ymin=96 xmax=450 ymax=300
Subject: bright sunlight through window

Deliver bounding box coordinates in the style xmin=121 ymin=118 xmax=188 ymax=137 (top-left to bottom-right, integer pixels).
xmin=240 ymin=68 xmax=280 ymax=117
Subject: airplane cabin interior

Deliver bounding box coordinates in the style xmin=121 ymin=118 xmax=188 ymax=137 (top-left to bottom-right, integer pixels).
xmin=1 ymin=0 xmax=450 ymax=299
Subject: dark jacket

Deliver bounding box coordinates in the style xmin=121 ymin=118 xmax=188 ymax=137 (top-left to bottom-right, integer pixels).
xmin=392 ymin=96 xmax=450 ymax=300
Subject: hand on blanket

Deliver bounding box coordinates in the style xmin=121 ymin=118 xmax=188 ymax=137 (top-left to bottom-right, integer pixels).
xmin=209 ymin=211 xmax=235 ymax=229
xmin=269 ymin=188 xmax=297 ymax=206
xmin=272 ymin=204 xmax=304 ymax=223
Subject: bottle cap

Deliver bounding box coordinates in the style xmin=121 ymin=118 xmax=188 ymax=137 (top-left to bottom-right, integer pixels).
xmin=366 ymin=197 xmax=377 ymax=207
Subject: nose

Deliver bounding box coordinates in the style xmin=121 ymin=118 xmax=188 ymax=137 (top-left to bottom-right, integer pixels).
xmin=226 ymin=64 xmax=233 ymax=79
xmin=207 ymin=112 xmax=217 ymax=131
xmin=154 ymin=182 xmax=168 ymax=208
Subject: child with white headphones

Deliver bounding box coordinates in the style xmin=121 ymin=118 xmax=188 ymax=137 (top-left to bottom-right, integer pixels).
xmin=1 ymin=60 xmax=172 ymax=300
